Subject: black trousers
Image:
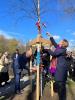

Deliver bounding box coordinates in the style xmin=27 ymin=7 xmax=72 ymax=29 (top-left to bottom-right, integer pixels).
xmin=0 ymin=72 xmax=9 ymax=84
xmin=56 ymin=82 xmax=66 ymax=100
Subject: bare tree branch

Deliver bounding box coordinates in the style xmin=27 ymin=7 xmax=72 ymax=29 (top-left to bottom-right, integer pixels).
xmin=9 ymin=0 xmax=75 ymax=25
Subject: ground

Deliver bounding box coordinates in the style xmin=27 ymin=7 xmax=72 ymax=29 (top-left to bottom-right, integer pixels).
xmin=0 ymin=75 xmax=75 ymax=100
xmin=40 ymin=79 xmax=75 ymax=100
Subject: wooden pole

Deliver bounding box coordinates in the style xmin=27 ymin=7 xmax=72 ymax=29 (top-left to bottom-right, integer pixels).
xmin=30 ymin=59 xmax=32 ymax=92
xmin=36 ymin=1 xmax=41 ymax=99
xmin=40 ymin=71 xmax=43 ymax=96
xmin=51 ymin=80 xmax=54 ymax=97
xmin=36 ymin=66 xmax=40 ymax=100
xmin=36 ymin=43 xmax=40 ymax=100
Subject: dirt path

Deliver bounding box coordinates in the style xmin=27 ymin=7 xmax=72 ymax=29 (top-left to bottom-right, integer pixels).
xmin=40 ymin=81 xmax=75 ymax=100
xmin=0 ymin=76 xmax=32 ymax=100
xmin=0 ymin=77 xmax=75 ymax=100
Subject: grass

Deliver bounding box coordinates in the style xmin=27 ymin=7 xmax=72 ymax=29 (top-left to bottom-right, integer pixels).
xmin=0 ymin=96 xmax=5 ymax=100
xmin=67 ymin=78 xmax=75 ymax=87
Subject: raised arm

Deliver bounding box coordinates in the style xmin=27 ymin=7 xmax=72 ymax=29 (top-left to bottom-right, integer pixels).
xmin=46 ymin=32 xmax=58 ymax=48
xmin=48 ymin=48 xmax=66 ymax=57
xmin=50 ymin=37 xmax=58 ymax=48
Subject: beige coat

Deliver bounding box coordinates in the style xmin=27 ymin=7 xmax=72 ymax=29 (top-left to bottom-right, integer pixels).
xmin=0 ymin=54 xmax=9 ymax=72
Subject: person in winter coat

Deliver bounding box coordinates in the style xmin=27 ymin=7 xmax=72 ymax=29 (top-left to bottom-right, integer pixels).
xmin=12 ymin=48 xmax=32 ymax=94
xmin=0 ymin=53 xmax=4 ymax=86
xmin=18 ymin=51 xmax=32 ymax=76
xmin=0 ymin=52 xmax=10 ymax=86
xmin=46 ymin=32 xmax=69 ymax=100
xmin=12 ymin=49 xmax=21 ymax=94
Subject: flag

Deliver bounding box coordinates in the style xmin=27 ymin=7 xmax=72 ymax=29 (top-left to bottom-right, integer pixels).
xmin=36 ymin=21 xmax=39 ymax=26
xmin=36 ymin=21 xmax=41 ymax=31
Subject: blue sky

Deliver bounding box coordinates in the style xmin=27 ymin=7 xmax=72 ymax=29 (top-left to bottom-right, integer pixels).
xmin=0 ymin=0 xmax=75 ymax=49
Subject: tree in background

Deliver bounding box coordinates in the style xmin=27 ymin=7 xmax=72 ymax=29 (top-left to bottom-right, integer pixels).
xmin=0 ymin=35 xmax=8 ymax=52
xmin=0 ymin=35 xmax=26 ymax=54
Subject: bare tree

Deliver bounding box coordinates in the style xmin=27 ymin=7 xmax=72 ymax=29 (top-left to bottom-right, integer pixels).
xmin=9 ymin=0 xmax=75 ymax=35
xmin=10 ymin=0 xmax=75 ymax=17
xmin=9 ymin=0 xmax=51 ymax=35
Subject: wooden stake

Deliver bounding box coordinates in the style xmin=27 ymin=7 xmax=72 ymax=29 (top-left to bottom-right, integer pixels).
xmin=30 ymin=59 xmax=32 ymax=92
xmin=40 ymin=72 xmax=43 ymax=96
xmin=36 ymin=43 xmax=40 ymax=100
xmin=51 ymin=81 xmax=54 ymax=97
xmin=36 ymin=67 xmax=40 ymax=100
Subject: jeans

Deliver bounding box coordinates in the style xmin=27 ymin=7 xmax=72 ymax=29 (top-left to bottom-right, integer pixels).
xmin=14 ymin=72 xmax=21 ymax=92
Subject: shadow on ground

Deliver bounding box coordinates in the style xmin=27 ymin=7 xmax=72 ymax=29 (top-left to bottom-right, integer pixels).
xmin=27 ymin=84 xmax=36 ymax=100
xmin=0 ymin=77 xmax=31 ymax=100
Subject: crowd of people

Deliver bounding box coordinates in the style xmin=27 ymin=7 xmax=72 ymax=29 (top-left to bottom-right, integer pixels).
xmin=0 ymin=32 xmax=75 ymax=100
xmin=0 ymin=48 xmax=32 ymax=92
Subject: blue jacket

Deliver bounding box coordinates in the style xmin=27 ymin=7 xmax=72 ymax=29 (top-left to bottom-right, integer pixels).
xmin=48 ymin=37 xmax=68 ymax=82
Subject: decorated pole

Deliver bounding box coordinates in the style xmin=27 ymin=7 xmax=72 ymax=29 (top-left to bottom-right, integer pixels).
xmin=36 ymin=0 xmax=41 ymax=100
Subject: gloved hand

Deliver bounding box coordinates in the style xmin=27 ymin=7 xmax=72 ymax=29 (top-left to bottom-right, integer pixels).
xmin=46 ymin=32 xmax=52 ymax=37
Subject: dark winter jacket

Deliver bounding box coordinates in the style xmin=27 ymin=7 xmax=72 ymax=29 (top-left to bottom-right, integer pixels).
xmin=18 ymin=53 xmax=30 ymax=69
xmin=48 ymin=37 xmax=68 ymax=82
